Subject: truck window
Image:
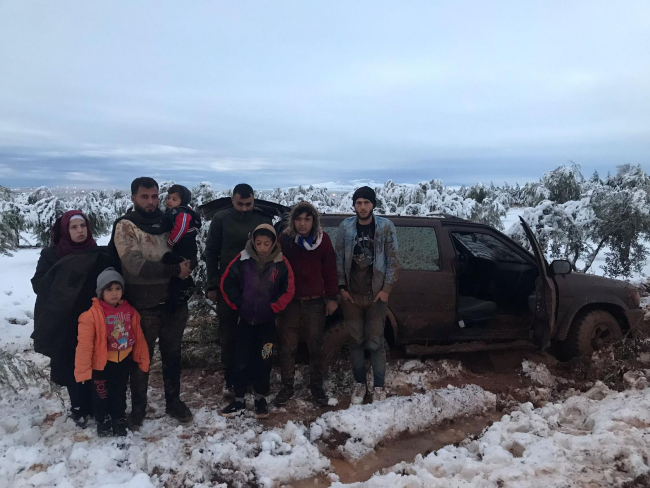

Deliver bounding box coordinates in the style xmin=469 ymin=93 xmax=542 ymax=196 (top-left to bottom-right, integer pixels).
xmin=397 ymin=227 xmax=440 ymax=271
xmin=324 ymin=225 xmax=440 ymax=271
xmin=452 ymin=232 xmax=526 ymax=264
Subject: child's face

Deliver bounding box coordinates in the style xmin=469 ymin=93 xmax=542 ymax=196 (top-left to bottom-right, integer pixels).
xmin=254 ymin=235 xmax=274 ymax=256
xmin=102 ymin=283 xmax=123 ymax=306
xmin=166 ymin=192 xmax=182 ymax=209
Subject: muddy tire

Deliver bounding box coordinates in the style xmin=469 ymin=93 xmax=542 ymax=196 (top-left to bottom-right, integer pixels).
xmin=562 ymin=310 xmax=623 ymax=358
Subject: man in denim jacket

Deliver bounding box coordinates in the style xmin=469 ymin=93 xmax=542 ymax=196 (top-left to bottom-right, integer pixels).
xmin=335 ymin=186 xmax=399 ymax=404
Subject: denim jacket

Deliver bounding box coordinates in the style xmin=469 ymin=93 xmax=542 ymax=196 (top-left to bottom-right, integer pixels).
xmin=335 ymin=215 xmax=399 ymax=296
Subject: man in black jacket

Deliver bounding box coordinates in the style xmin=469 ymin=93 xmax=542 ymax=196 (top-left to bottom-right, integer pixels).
xmin=205 ymin=184 xmax=272 ymax=396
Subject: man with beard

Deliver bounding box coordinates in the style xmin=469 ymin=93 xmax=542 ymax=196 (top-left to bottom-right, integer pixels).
xmin=335 ymin=186 xmax=399 ymax=405
xmin=205 ymin=183 xmax=272 ymax=398
xmin=111 ymin=177 xmax=193 ymax=428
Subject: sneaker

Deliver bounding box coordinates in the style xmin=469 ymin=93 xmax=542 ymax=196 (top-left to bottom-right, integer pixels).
xmin=127 ymin=408 xmax=146 ymax=430
xmin=97 ymin=415 xmax=112 ymax=437
xmin=273 ymin=385 xmax=294 ymax=406
xmin=351 ymin=383 xmax=367 ymax=405
xmin=166 ymin=398 xmax=193 ymax=423
xmin=69 ymin=408 xmax=89 ymax=428
xmin=254 ymin=397 xmax=269 ymax=419
xmin=310 ymin=385 xmax=329 ymax=406
xmin=372 ymin=386 xmax=387 ymax=403
xmin=112 ymin=418 xmax=128 ymax=437
xmin=221 ymin=400 xmax=246 ymax=418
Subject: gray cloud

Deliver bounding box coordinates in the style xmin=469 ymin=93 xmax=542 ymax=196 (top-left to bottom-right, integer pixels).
xmin=0 ymin=1 xmax=649 ymax=189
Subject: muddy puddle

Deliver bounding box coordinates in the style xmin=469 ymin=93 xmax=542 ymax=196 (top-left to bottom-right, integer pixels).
xmin=290 ymin=411 xmax=503 ymax=486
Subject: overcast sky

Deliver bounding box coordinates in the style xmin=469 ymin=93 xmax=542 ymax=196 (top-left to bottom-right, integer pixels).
xmin=1 ymin=1 xmax=649 ymax=190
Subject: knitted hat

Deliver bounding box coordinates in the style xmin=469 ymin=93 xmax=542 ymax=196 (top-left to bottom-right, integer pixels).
xmin=352 ymin=186 xmax=376 ymax=208
xmin=96 ymin=267 xmax=125 ymax=298
xmin=168 ymin=184 xmax=192 ymax=207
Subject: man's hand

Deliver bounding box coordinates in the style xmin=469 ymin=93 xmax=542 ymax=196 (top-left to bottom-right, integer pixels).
xmin=325 ymin=300 xmax=339 ymax=316
xmin=178 ymin=260 xmax=192 ymax=279
xmin=207 ymin=290 xmax=218 ymax=302
xmin=374 ymin=290 xmax=390 ymax=303
xmin=340 ymin=289 xmax=355 ymax=303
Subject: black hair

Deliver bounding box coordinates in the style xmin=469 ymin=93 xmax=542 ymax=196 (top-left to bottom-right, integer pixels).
xmin=233 ymin=183 xmax=254 ymax=199
xmin=131 ymin=177 xmax=159 ymax=196
xmin=253 ymin=228 xmax=276 ymax=243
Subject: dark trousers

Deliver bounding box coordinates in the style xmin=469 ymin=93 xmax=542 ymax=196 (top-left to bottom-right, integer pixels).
xmin=217 ymin=295 xmax=239 ymax=387
xmin=92 ymin=355 xmax=131 ymax=423
xmin=278 ymin=298 xmax=326 ymax=387
xmin=341 ymin=293 xmax=388 ymax=387
xmin=67 ymin=381 xmax=93 ymax=416
xmin=233 ymin=321 xmax=276 ymax=398
xmin=130 ymin=302 xmax=188 ymax=411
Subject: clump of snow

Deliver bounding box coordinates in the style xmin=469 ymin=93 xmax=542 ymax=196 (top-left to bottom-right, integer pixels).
xmin=332 ymin=383 xmax=650 ymax=487
xmin=521 ymin=360 xmax=556 ymax=388
xmin=623 ymin=370 xmax=650 ymax=390
xmin=388 ymin=359 xmax=463 ymax=391
xmin=311 ymin=384 xmax=496 ymax=461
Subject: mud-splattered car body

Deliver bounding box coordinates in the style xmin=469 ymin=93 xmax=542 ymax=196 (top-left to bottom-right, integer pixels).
xmin=319 ymin=213 xmax=643 ymax=357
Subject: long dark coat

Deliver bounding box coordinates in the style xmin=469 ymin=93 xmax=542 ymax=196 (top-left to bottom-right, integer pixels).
xmin=31 ymin=246 xmax=113 ymax=386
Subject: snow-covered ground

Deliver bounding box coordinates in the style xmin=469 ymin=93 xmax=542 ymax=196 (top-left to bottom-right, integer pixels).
xmin=332 ymin=383 xmax=650 ymax=488
xmin=2 ymin=220 xmax=650 ymax=487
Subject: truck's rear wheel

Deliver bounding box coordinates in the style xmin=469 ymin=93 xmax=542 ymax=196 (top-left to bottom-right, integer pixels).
xmin=563 ymin=310 xmax=623 ymax=358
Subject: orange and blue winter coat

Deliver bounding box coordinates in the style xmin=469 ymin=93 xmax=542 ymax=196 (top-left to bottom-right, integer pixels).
xmin=74 ymin=298 xmax=150 ymax=382
xmin=220 ymin=238 xmax=295 ymax=325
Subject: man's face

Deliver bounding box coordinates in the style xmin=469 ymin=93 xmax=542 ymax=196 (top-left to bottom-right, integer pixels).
xmin=354 ymin=198 xmax=373 ymax=220
xmin=232 ymin=193 xmax=254 ymax=213
xmin=132 ymin=186 xmax=160 ymax=213
xmin=294 ymin=212 xmax=314 ymax=237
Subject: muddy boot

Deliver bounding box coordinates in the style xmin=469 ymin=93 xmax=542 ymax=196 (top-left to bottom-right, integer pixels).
xmin=127 ymin=408 xmax=146 ymax=430
xmin=310 ymin=385 xmax=329 ymax=406
xmin=273 ymin=384 xmax=294 ymax=406
xmin=221 ymin=399 xmax=246 ymax=418
xmin=254 ymin=397 xmax=269 ymax=419
xmin=372 ymin=386 xmax=387 ymax=403
xmin=112 ymin=417 xmax=128 ymax=437
xmin=97 ymin=415 xmax=113 ymax=437
xmin=166 ymin=397 xmax=193 ymax=423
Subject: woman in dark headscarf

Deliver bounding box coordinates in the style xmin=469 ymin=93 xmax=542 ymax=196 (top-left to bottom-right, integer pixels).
xmin=31 ymin=210 xmax=113 ymax=427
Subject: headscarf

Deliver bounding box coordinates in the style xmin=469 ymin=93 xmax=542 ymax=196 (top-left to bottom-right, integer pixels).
xmin=52 ymin=210 xmax=97 ymax=258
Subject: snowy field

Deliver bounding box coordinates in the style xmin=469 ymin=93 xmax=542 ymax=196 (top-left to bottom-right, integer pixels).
xmin=2 ymin=213 xmax=650 ymax=487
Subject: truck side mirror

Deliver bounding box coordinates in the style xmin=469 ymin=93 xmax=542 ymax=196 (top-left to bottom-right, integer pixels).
xmin=551 ymin=259 xmax=572 ymax=275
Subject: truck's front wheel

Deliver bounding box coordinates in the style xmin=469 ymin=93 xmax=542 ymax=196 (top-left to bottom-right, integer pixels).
xmin=563 ymin=310 xmax=623 ymax=358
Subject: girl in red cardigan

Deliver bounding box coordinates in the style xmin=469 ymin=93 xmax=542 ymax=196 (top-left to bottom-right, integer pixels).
xmin=75 ymin=268 xmax=149 ymax=437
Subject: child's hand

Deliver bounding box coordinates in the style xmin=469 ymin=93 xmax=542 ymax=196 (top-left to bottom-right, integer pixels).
xmin=179 ymin=260 xmax=192 ymax=279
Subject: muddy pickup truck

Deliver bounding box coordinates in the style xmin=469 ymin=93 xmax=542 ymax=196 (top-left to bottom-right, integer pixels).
xmin=199 ymin=198 xmax=644 ymax=359
xmin=319 ymin=213 xmax=644 ymax=359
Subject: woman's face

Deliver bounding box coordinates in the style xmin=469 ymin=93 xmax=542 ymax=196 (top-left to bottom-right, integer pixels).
xmin=68 ymin=219 xmax=88 ymax=243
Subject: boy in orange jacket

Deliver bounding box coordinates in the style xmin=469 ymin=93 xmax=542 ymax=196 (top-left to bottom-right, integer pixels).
xmin=75 ymin=268 xmax=150 ymax=437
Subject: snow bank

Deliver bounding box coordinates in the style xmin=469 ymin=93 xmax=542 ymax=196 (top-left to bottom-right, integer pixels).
xmin=332 ymin=382 xmax=650 ymax=487
xmin=311 ymin=385 xmax=496 ymax=461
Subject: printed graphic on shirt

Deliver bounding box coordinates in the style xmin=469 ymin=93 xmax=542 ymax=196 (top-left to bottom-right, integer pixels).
xmin=261 ymin=343 xmax=274 ymax=360
xmin=353 ymin=230 xmax=374 ymax=268
xmin=105 ymin=311 xmax=135 ymax=350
